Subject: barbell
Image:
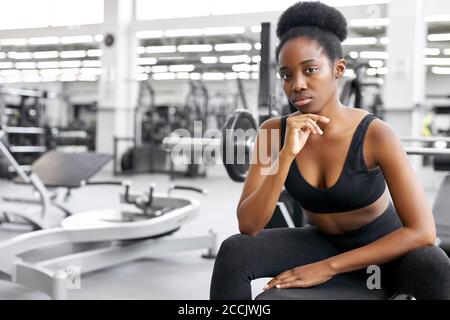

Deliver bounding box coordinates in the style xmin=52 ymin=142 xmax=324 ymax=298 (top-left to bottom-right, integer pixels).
xmin=162 ymin=110 xmax=450 ymax=182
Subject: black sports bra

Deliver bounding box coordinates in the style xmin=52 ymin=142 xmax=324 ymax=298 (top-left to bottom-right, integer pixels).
xmin=280 ymin=113 xmax=386 ymax=213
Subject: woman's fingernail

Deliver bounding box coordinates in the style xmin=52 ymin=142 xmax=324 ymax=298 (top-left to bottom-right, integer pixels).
xmin=276 ymin=284 xmax=281 ymax=289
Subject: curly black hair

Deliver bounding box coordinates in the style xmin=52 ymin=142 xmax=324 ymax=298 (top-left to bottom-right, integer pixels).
xmin=275 ymin=1 xmax=348 ymax=63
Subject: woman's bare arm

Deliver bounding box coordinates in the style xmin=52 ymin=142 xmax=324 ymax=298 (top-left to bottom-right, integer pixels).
xmin=237 ymin=118 xmax=293 ymax=236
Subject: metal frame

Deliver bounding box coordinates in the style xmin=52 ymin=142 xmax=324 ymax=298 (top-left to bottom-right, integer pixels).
xmin=405 ymin=147 xmax=450 ymax=156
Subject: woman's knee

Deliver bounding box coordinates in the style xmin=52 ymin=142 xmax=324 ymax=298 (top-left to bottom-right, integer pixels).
xmin=216 ymin=233 xmax=255 ymax=264
xmin=396 ymin=245 xmax=450 ymax=299
xmin=400 ymin=246 xmax=450 ymax=275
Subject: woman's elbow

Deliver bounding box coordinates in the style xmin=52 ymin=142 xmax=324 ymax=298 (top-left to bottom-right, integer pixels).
xmin=238 ymin=221 xmax=260 ymax=237
xmin=421 ymin=229 xmax=437 ymax=246
xmin=414 ymin=227 xmax=437 ymax=247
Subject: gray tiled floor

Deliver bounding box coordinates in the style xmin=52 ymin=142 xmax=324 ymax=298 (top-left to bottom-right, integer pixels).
xmin=0 ymin=162 xmax=446 ymax=300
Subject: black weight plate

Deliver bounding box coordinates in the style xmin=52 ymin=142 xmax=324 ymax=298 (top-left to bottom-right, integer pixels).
xmin=221 ymin=109 xmax=257 ymax=182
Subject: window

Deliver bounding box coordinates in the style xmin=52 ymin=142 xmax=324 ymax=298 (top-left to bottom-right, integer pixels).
xmin=0 ymin=0 xmax=103 ymax=30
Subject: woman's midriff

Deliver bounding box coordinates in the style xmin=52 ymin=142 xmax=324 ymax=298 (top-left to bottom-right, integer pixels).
xmin=305 ymin=188 xmax=391 ymax=235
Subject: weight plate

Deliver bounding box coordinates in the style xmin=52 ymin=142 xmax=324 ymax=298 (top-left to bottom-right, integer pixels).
xmin=221 ymin=109 xmax=257 ymax=182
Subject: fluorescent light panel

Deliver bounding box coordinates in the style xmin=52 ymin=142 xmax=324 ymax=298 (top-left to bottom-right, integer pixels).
xmin=146 ymin=45 xmax=177 ymax=53
xmin=203 ymin=26 xmax=245 ymax=35
xmin=165 ymin=28 xmax=203 ymax=37
xmin=201 ymin=56 xmax=218 ymax=64
xmin=428 ymin=33 xmax=450 ymax=41
xmin=1 ymin=38 xmax=27 ymax=46
xmin=178 ymin=44 xmax=213 ymax=52
xmin=350 ymin=18 xmax=390 ymax=27
xmin=342 ymin=37 xmax=377 ymax=46
xmin=33 ymin=51 xmax=59 ymax=59
xmin=359 ymin=51 xmax=389 ymax=59
xmin=219 ymin=55 xmax=251 ymax=63
xmin=28 ymin=37 xmax=59 ymax=45
xmin=60 ymin=50 xmax=86 ymax=58
xmin=214 ymin=43 xmax=252 ymax=51
xmin=60 ymin=35 xmax=93 ymax=44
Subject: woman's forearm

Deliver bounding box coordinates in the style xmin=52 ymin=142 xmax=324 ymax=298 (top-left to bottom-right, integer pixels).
xmin=325 ymin=227 xmax=435 ymax=275
xmin=237 ymin=151 xmax=294 ymax=236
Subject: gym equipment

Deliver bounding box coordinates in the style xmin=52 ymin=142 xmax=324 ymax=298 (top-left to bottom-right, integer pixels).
xmin=0 ymin=132 xmax=217 ymax=299
xmin=433 ymin=174 xmax=450 ymax=253
xmin=0 ymin=87 xmax=49 ymax=176
xmin=222 ymin=109 xmax=258 ymax=182
xmin=400 ymin=136 xmax=450 ymax=170
xmin=0 ymin=131 xmax=112 ymax=230
xmin=115 ymin=80 xmax=208 ymax=178
xmin=339 ymin=63 xmax=384 ymax=118
xmin=0 ymin=184 xmax=217 ymax=299
xmin=115 ymin=80 xmax=171 ymax=174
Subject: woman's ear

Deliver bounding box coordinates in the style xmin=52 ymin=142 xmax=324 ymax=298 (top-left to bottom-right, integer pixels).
xmin=334 ymin=59 xmax=346 ymax=79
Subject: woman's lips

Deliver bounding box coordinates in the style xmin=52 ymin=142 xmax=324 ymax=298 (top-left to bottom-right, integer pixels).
xmin=293 ymin=97 xmax=312 ymax=107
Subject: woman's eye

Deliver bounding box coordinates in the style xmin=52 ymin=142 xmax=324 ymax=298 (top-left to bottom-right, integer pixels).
xmin=280 ymin=73 xmax=292 ymax=80
xmin=305 ymin=67 xmax=318 ymax=74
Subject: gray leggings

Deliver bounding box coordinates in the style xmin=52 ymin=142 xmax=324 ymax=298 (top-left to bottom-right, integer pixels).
xmin=210 ymin=203 xmax=450 ymax=300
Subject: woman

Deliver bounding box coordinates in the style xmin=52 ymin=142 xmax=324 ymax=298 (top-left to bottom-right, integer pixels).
xmin=210 ymin=1 xmax=450 ymax=300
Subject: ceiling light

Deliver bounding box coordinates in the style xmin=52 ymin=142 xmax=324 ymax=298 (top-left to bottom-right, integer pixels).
xmin=33 ymin=51 xmax=59 ymax=59
xmin=136 ymin=30 xmax=164 ymax=39
xmin=60 ymin=35 xmax=93 ymax=44
xmin=359 ymin=51 xmax=389 ymax=59
xmin=215 ymin=43 xmax=252 ymax=51
xmin=342 ymin=37 xmax=377 ymax=46
xmin=165 ymin=29 xmax=203 ymax=37
xmin=350 ymin=18 xmax=390 ymax=27
xmin=146 ymin=46 xmax=177 ymax=53
xmin=168 ymin=64 xmax=195 ymax=72
xmin=153 ymin=72 xmax=176 ymax=80
xmin=60 ymin=50 xmax=87 ymax=59
xmin=200 ymin=56 xmax=218 ymax=64
xmin=28 ymin=37 xmax=59 ymax=45
xmin=178 ymin=44 xmax=213 ymax=52
xmin=137 ymin=57 xmax=158 ymax=65
xmin=203 ymin=27 xmax=245 ymax=36
xmin=219 ymin=55 xmax=251 ymax=63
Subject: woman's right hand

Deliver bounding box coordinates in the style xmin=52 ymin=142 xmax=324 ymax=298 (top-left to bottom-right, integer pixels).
xmin=281 ymin=113 xmax=330 ymax=158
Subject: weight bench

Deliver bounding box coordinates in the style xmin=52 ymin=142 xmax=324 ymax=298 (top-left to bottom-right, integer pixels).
xmin=256 ymin=271 xmax=395 ymax=300
xmin=0 ymin=145 xmax=112 ymax=230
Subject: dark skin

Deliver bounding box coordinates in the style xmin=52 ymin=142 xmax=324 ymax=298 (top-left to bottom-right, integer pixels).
xmin=236 ymin=37 xmax=436 ymax=290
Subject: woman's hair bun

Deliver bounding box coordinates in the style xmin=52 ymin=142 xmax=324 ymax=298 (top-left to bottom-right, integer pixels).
xmin=276 ymin=1 xmax=348 ymax=42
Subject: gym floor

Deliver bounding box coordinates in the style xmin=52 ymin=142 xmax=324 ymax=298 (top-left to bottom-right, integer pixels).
xmin=0 ymin=160 xmax=446 ymax=300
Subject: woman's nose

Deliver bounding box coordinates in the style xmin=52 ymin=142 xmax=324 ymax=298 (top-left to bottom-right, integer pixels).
xmin=292 ymin=75 xmax=307 ymax=92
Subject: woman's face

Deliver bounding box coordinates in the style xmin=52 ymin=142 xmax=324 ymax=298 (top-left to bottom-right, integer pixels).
xmin=278 ymin=36 xmax=345 ymax=114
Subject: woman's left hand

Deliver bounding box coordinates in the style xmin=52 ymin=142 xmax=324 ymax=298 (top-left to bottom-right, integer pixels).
xmin=263 ymin=260 xmax=336 ymax=290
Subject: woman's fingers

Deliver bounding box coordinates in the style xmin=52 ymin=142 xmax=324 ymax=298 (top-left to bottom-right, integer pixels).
xmin=306 ymin=118 xmax=323 ymax=135
xmin=289 ymin=120 xmax=320 ymax=135
xmin=288 ymin=115 xmax=328 ymax=136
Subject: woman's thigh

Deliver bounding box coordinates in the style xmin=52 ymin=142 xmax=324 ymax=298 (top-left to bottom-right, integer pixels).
xmin=215 ymin=226 xmax=341 ymax=279
xmin=381 ymin=245 xmax=450 ymax=299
